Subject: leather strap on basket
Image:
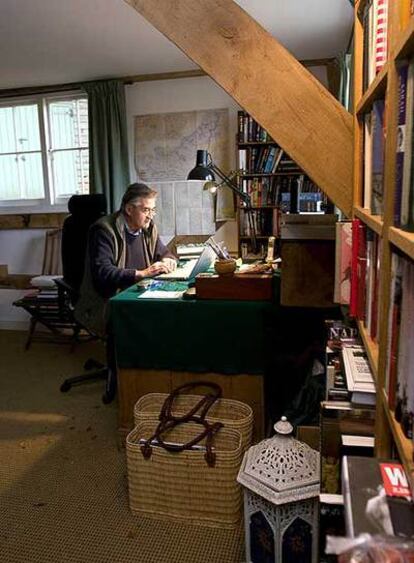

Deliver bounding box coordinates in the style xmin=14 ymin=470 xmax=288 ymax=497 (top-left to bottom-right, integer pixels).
xmin=140 ymin=417 xmax=223 ymax=467
xmin=159 ymin=381 xmax=222 ymax=422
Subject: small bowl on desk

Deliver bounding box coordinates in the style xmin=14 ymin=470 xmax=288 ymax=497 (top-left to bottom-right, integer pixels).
xmin=214 ymin=258 xmax=237 ymax=276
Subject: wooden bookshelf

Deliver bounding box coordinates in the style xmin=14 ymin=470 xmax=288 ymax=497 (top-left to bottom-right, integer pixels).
xmin=356 ymin=62 xmax=388 ymax=115
xmin=357 ymin=319 xmax=379 ymax=381
xmin=388 ymin=226 xmax=414 ymax=260
xmin=381 ymin=389 xmax=414 ymax=492
xmin=354 ymin=205 xmax=384 ymax=235
xmin=353 ymin=0 xmax=414 ymax=495
xmin=236 ymin=111 xmax=329 ymax=258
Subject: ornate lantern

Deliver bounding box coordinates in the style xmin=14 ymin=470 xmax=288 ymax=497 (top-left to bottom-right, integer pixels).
xmin=237 ymin=417 xmax=320 ymax=563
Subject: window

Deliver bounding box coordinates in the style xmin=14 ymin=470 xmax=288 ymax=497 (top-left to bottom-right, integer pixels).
xmin=0 ymin=92 xmax=89 ymax=212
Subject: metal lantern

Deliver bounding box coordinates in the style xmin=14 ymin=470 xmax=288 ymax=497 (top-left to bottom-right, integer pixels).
xmin=237 ymin=416 xmax=320 ymax=563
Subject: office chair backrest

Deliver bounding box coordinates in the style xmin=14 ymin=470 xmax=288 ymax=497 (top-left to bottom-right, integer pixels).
xmin=62 ymin=194 xmax=107 ymax=293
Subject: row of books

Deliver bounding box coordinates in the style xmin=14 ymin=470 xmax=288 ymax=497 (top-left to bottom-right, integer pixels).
xmin=363 ymin=99 xmax=385 ymax=216
xmin=325 ymin=320 xmax=376 ymax=407
xmin=350 ymin=219 xmax=381 ymax=341
xmin=395 ymin=60 xmax=414 ymax=231
xmin=359 ymin=0 xmax=388 ymax=92
xmin=280 ymin=191 xmax=326 ymax=214
xmin=237 ymin=110 xmax=273 ymax=143
xmin=385 ymin=252 xmax=414 ymax=441
xmin=239 ymin=208 xmax=278 ymax=237
xmin=240 ymin=174 xmax=325 ymax=209
xmin=238 ymin=146 xmax=284 ymax=174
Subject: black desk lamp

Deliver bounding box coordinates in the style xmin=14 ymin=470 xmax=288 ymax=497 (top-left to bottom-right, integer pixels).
xmin=187 ymin=149 xmax=257 ymax=253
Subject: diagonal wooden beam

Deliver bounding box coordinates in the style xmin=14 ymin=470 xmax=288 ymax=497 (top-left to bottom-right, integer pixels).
xmin=124 ymin=0 xmax=353 ymax=216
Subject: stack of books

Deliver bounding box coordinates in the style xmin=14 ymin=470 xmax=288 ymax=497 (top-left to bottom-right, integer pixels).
xmin=342 ymin=344 xmax=376 ymax=407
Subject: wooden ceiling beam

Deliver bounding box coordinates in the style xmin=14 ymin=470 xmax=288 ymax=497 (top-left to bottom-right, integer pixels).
xmin=124 ymin=0 xmax=353 ymax=216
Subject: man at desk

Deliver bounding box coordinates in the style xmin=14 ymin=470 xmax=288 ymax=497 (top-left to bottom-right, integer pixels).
xmin=76 ymin=182 xmax=177 ymax=336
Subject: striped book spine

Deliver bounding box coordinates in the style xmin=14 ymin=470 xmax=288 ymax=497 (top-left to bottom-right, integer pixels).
xmin=375 ymin=0 xmax=388 ymax=74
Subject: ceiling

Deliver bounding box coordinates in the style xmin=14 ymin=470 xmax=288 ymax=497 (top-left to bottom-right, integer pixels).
xmin=0 ymin=0 xmax=353 ymax=90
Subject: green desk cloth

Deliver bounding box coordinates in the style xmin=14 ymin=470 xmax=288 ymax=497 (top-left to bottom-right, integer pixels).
xmin=109 ymin=279 xmax=280 ymax=374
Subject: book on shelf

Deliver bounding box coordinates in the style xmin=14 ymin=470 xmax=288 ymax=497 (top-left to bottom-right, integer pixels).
xmin=342 ymin=456 xmax=414 ymax=538
xmin=350 ymin=220 xmax=381 ymax=338
xmin=354 ymin=219 xmax=367 ymax=321
xmin=360 ymin=0 xmax=388 ymax=92
xmin=394 ymin=256 xmax=414 ymax=439
xmin=401 ymin=59 xmax=414 ymax=231
xmin=370 ymin=99 xmax=385 ymax=215
xmin=341 ymin=344 xmax=376 ymax=407
xmin=363 ymin=112 xmax=373 ymax=209
xmin=394 ymin=62 xmax=409 ymax=226
xmin=374 ymin=0 xmax=388 ymax=75
xmin=237 ymin=110 xmax=271 ymax=143
xmin=334 ymin=222 xmax=352 ymax=305
xmin=385 ymin=252 xmax=403 ymax=410
xmin=325 ymin=319 xmax=358 ymax=402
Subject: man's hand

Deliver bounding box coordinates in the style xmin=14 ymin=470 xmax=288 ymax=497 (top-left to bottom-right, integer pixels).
xmin=161 ymin=257 xmax=177 ymax=273
xmin=135 ymin=261 xmax=170 ymax=280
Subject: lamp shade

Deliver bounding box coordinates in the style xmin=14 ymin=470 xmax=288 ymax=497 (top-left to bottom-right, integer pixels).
xmin=187 ymin=149 xmax=215 ymax=181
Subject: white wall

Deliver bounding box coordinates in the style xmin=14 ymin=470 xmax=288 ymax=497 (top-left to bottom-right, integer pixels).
xmin=0 ymin=229 xmax=47 ymax=329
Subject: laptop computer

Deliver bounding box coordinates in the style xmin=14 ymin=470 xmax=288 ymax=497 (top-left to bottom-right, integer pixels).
xmin=156 ymin=245 xmax=215 ymax=281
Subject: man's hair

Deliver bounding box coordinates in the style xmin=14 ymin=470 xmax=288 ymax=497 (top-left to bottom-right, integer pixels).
xmin=120 ymin=183 xmax=157 ymax=212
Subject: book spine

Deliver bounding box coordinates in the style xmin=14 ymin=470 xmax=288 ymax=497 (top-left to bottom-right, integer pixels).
xmin=350 ymin=218 xmax=360 ymax=317
xmin=400 ymin=61 xmax=414 ymax=228
xmin=395 ymin=63 xmax=409 ymax=226
xmin=375 ymin=0 xmax=388 ymax=74
xmin=237 ymin=111 xmax=245 ymax=143
xmin=357 ymin=222 xmax=367 ymax=321
xmin=364 ymin=112 xmax=373 ymax=209
xmin=369 ymin=233 xmax=380 ymax=340
xmin=370 ymin=100 xmax=385 ymax=215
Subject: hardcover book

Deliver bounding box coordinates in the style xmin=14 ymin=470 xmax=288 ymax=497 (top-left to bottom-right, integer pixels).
xmin=395 ymin=63 xmax=409 ymax=225
xmin=334 ymin=222 xmax=353 ymax=305
xmin=401 ymin=60 xmax=414 ymax=229
xmin=370 ymin=99 xmax=385 ymax=215
xmin=342 ymin=456 xmax=414 ymax=538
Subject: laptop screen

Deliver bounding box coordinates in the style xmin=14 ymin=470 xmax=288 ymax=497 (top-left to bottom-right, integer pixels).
xmin=156 ymin=245 xmax=215 ymax=280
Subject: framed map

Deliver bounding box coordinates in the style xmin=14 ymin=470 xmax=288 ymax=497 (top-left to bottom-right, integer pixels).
xmin=134 ymin=109 xmax=229 ymax=182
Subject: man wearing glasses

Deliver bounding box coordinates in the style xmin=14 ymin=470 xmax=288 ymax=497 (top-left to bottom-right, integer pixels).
xmin=76 ymin=182 xmax=176 ymax=336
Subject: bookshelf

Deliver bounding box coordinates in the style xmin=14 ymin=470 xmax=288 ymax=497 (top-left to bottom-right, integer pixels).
xmin=236 ymin=111 xmax=329 ymax=259
xmin=353 ymin=0 xmax=414 ymax=494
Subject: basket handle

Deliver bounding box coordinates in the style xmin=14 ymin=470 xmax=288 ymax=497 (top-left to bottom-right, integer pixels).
xmin=159 ymin=381 xmax=222 ymax=422
xmin=140 ymin=417 xmax=223 ymax=467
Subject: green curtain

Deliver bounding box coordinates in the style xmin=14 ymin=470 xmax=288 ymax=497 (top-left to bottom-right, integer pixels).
xmin=83 ymin=79 xmax=130 ymax=212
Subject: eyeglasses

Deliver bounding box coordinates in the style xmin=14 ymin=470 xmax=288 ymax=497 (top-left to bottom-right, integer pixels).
xmin=133 ymin=205 xmax=157 ymax=216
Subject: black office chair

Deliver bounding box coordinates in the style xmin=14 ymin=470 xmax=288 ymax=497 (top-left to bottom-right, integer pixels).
xmin=57 ymin=194 xmax=116 ymax=403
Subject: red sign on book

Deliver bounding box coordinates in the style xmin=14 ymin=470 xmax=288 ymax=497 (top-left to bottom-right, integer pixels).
xmin=380 ymin=462 xmax=412 ymax=499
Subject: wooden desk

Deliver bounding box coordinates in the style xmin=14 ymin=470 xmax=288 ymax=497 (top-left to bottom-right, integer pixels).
xmin=110 ymin=284 xmax=280 ymax=440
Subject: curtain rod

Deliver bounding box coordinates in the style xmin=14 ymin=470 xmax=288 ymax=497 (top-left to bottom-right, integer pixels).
xmin=0 ymin=59 xmax=335 ymax=99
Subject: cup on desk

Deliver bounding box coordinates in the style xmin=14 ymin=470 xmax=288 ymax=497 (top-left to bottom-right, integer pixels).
xmin=214 ymin=258 xmax=237 ymax=276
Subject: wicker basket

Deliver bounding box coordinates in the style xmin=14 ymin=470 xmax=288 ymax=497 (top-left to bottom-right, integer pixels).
xmin=134 ymin=393 xmax=253 ymax=452
xmin=126 ymin=420 xmax=243 ymax=528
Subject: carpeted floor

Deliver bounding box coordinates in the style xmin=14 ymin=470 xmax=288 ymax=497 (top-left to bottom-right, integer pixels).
xmin=0 ymin=330 xmax=244 ymax=563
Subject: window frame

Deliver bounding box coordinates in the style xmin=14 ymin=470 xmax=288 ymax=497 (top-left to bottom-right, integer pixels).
xmin=0 ymin=90 xmax=89 ymax=215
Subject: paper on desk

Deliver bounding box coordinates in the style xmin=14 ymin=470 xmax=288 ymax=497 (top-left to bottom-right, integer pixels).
xmin=137 ymin=290 xmax=185 ymax=299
